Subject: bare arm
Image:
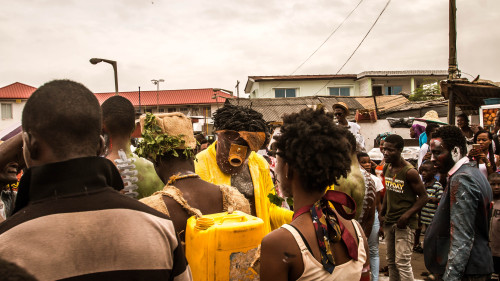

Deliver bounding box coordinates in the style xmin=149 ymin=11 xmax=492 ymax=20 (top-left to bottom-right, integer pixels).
xmin=0 ymin=133 xmax=25 ymax=170
xmin=397 ymin=168 xmax=428 ymax=228
xmin=260 ymin=230 xmax=293 ymax=281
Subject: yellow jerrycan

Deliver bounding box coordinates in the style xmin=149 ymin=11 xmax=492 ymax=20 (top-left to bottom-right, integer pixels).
xmin=185 ymin=211 xmax=265 ymax=281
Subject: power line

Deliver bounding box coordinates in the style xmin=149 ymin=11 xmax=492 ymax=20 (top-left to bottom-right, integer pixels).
xmin=313 ymin=0 xmax=392 ymax=95
xmin=289 ymin=0 xmax=364 ymax=76
xmin=260 ymin=0 xmax=364 ymax=98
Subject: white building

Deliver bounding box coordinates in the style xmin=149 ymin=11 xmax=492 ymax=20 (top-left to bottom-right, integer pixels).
xmin=245 ymin=70 xmax=448 ymax=99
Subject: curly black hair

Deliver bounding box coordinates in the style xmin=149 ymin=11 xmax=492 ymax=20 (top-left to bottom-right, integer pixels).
xmin=432 ymin=125 xmax=467 ymax=156
xmin=213 ymin=104 xmax=269 ymax=147
xmin=274 ymin=107 xmax=351 ymax=193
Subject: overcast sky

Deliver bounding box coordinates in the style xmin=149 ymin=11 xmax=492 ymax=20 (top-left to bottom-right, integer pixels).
xmin=1 ymin=0 xmax=499 ymax=94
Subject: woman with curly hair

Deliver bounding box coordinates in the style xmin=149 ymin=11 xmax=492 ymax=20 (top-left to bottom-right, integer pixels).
xmin=260 ymin=107 xmax=369 ymax=281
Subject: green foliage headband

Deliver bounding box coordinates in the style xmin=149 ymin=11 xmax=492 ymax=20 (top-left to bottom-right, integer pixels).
xmin=135 ymin=113 xmax=196 ymax=161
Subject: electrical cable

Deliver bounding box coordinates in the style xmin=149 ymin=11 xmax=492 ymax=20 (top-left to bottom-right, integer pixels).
xmin=260 ymin=0 xmax=365 ymax=98
xmin=313 ymin=0 xmax=392 ymax=95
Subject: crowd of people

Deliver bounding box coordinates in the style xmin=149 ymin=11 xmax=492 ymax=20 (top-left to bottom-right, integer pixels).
xmin=0 ymin=79 xmax=499 ymax=281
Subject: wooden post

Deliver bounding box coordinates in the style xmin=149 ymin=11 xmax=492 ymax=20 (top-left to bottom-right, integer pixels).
xmin=448 ymin=89 xmax=456 ymax=125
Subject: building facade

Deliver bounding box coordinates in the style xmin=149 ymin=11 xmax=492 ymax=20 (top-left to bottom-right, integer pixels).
xmin=245 ymin=70 xmax=448 ymax=98
xmin=0 ymin=82 xmax=232 ymax=134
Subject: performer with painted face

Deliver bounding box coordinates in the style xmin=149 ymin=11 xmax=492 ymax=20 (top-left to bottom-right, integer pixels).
xmin=424 ymin=125 xmax=493 ymax=281
xmin=195 ymin=105 xmax=293 ymax=233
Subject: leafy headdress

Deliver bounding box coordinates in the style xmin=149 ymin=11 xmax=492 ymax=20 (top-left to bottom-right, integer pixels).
xmin=135 ymin=112 xmax=196 ymax=161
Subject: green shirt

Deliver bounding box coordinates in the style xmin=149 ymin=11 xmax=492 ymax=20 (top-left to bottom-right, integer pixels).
xmin=383 ymin=163 xmax=418 ymax=229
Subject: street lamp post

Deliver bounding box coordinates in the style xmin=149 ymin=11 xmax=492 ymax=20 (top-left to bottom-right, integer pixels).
xmin=89 ymin=58 xmax=119 ymax=95
xmin=151 ymin=79 xmax=165 ymax=112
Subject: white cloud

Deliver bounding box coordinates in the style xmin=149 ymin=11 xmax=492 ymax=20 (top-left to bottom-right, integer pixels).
xmin=0 ymin=0 xmax=499 ymax=93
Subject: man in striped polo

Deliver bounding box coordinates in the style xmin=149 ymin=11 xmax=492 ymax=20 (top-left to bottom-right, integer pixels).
xmin=0 ymin=80 xmax=192 ymax=281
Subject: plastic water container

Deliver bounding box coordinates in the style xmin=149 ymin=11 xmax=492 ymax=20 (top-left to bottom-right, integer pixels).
xmin=185 ymin=211 xmax=265 ymax=281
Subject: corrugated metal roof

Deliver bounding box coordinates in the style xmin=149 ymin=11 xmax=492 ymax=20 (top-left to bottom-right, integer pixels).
xmin=226 ymin=95 xmax=409 ymax=122
xmin=357 ymin=70 xmax=448 ymax=79
xmin=0 ymin=82 xmax=36 ymax=99
xmin=441 ymin=79 xmax=500 ymax=115
xmin=93 ymin=89 xmax=233 ymax=106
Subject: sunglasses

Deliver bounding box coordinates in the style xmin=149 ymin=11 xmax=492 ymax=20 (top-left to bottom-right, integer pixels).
xmin=334 ymin=113 xmax=343 ymax=116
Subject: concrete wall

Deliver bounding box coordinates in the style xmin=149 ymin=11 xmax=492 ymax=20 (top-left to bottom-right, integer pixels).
xmin=250 ymin=75 xmax=443 ymax=98
xmin=0 ymin=100 xmax=26 ymax=131
xmin=359 ymin=117 xmax=448 ymax=151
xmin=251 ymin=79 xmax=357 ymax=98
xmin=358 ymin=78 xmax=372 ymax=96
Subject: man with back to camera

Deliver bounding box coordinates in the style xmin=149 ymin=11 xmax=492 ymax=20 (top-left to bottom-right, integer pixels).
xmin=0 ymin=80 xmax=192 ymax=281
xmin=424 ymin=125 xmax=493 ymax=281
xmin=380 ymin=134 xmax=428 ymax=281
xmin=195 ymin=104 xmax=292 ymax=233
xmin=101 ymin=95 xmax=164 ymax=198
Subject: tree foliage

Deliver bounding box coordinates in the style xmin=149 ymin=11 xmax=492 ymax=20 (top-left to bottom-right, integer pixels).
xmin=408 ymin=82 xmax=441 ymax=101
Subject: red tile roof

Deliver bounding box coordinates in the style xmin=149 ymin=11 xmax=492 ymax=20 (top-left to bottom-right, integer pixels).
xmin=94 ymin=88 xmax=233 ymax=106
xmin=0 ymin=82 xmax=36 ymax=99
xmin=0 ymin=83 xmax=233 ymax=106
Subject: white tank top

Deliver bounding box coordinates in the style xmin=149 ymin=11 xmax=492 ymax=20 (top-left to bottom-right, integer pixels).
xmin=281 ymin=220 xmax=366 ymax=281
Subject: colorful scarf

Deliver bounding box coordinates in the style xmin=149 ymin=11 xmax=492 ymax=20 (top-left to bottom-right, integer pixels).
xmin=293 ymin=190 xmax=358 ymax=273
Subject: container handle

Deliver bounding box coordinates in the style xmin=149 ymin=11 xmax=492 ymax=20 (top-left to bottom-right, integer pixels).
xmin=220 ymin=215 xmax=247 ymax=224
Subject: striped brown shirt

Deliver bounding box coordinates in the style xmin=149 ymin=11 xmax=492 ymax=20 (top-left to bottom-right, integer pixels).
xmin=0 ymin=157 xmax=192 ymax=281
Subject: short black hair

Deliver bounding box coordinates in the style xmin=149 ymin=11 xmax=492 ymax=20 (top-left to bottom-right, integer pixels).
xmin=384 ymin=134 xmax=404 ymax=150
xmin=357 ymin=152 xmax=369 ymax=161
xmin=275 ymin=107 xmax=351 ymax=193
xmin=457 ymin=113 xmax=469 ymax=124
xmin=425 ymin=123 xmax=440 ymax=136
xmin=102 ymin=96 xmax=136 ymax=136
xmin=22 ymin=80 xmax=101 ymax=158
xmin=432 ymin=125 xmax=466 ymax=155
xmin=420 ymin=160 xmax=434 ymax=168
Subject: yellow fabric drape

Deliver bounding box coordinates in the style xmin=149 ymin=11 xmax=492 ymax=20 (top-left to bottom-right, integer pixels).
xmin=195 ymin=142 xmax=293 ymax=233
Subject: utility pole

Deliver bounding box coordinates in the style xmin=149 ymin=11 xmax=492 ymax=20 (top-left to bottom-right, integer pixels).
xmin=447 ymin=0 xmax=459 ymax=125
xmin=212 ymin=89 xmax=220 ymax=109
xmin=448 ymin=0 xmax=459 ymax=80
xmin=151 ymin=79 xmax=165 ymax=112
xmin=138 ymin=86 xmax=141 ymax=114
xmin=235 ymin=80 xmax=240 ymax=105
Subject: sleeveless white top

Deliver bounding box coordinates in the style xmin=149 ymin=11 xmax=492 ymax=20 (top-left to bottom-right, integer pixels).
xmin=281 ymin=220 xmax=366 ymax=281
